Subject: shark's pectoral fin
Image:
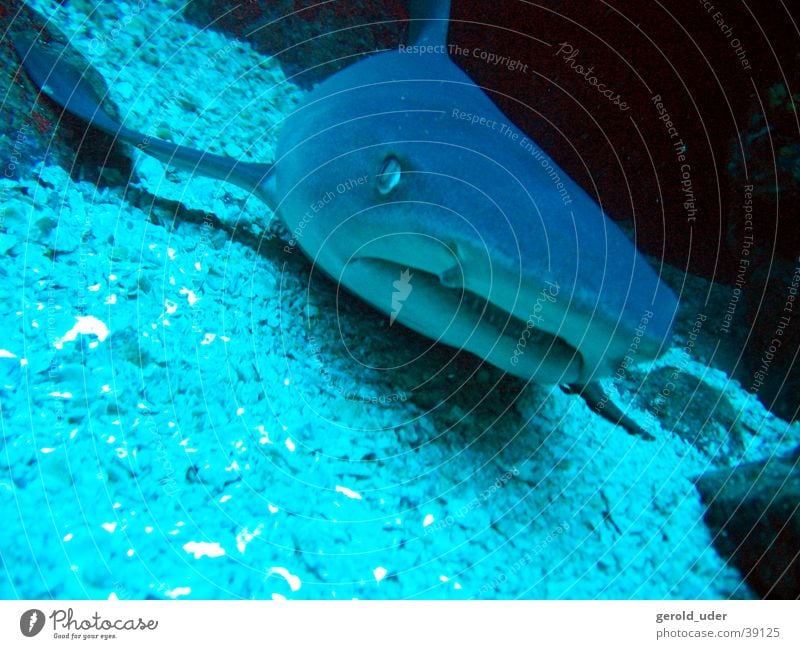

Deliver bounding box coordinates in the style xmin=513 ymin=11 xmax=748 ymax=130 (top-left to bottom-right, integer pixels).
xmin=12 ymin=32 xmax=274 ymax=205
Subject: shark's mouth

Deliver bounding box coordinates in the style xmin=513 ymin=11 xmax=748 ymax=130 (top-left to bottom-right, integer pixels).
xmin=338 ymin=257 xmax=584 ymax=384
xmin=459 ymin=288 xmax=555 ymax=344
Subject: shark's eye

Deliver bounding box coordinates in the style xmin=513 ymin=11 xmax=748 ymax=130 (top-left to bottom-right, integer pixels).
xmin=376 ymin=156 xmax=402 ymax=195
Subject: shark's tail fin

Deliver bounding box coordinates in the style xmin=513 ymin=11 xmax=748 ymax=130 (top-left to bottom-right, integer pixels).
xmin=12 ymin=33 xmax=275 ymax=207
xmin=408 ymin=0 xmax=451 ymax=49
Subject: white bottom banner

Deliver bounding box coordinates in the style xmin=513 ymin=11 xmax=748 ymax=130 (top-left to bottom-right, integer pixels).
xmin=1 ymin=600 xmax=797 ymax=648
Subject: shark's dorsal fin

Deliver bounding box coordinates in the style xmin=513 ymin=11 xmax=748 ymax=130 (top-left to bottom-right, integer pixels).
xmin=408 ymin=0 xmax=451 ymax=49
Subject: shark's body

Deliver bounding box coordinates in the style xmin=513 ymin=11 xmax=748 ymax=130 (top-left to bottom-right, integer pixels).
xmin=274 ymin=45 xmax=676 ymax=386
xmin=13 ymin=1 xmax=678 ymax=433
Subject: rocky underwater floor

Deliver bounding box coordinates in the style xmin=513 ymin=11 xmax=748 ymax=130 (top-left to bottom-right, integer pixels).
xmin=0 ymin=0 xmax=798 ymax=600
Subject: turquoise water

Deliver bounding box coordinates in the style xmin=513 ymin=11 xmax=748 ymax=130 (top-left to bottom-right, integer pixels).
xmin=1 ymin=0 xmax=797 ymax=600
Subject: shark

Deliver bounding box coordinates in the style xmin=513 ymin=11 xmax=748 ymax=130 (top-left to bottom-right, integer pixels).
xmin=12 ymin=0 xmax=678 ymax=436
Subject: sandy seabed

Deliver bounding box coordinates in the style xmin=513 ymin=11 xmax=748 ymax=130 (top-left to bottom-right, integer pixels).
xmin=1 ymin=0 xmax=797 ymax=599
